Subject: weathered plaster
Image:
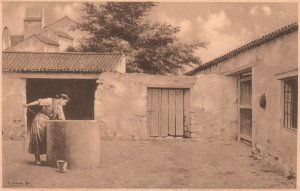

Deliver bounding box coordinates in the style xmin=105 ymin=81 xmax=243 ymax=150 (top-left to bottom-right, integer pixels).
xmin=95 ymin=72 xmax=237 ymax=142
xmin=194 ymin=30 xmax=298 ymax=176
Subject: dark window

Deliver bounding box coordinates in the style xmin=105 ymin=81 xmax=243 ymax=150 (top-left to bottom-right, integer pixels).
xmin=283 ymin=77 xmax=298 ymax=130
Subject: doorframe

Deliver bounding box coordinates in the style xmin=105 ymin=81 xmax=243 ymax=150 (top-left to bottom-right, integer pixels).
xmin=237 ymin=71 xmax=253 ymax=144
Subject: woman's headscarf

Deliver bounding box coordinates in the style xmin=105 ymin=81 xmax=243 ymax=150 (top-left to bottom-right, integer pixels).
xmin=55 ymin=94 xmax=70 ymax=102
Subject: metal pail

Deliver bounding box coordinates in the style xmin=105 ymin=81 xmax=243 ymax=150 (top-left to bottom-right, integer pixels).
xmin=57 ymin=160 xmax=67 ymax=173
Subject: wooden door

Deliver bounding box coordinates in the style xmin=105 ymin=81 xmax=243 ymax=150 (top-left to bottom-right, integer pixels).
xmin=238 ymin=72 xmax=252 ymax=142
xmin=147 ymin=88 xmax=190 ymax=137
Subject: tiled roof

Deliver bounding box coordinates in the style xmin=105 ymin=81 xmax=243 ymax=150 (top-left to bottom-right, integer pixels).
xmin=10 ymin=35 xmax=24 ymax=46
xmin=3 ymin=35 xmax=58 ymax=51
xmin=2 ymin=51 xmax=124 ymax=73
xmin=35 ymin=35 xmax=60 ymax=46
xmin=43 ymin=16 xmax=79 ymax=30
xmin=186 ymin=22 xmax=298 ymax=76
xmin=50 ymin=29 xmax=73 ymax=40
xmin=24 ymin=17 xmax=42 ymax=22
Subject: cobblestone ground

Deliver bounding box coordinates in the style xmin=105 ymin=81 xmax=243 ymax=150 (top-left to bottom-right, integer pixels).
xmin=2 ymin=138 xmax=296 ymax=189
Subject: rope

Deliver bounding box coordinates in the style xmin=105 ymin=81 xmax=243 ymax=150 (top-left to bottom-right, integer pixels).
xmin=26 ymin=107 xmax=49 ymax=120
xmin=26 ymin=107 xmax=37 ymax=115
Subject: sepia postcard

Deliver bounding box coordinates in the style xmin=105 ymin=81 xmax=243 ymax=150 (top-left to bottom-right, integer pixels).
xmin=1 ymin=0 xmax=299 ymax=190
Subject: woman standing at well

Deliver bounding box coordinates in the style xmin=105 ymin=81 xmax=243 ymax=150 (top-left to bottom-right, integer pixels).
xmin=24 ymin=94 xmax=70 ymax=165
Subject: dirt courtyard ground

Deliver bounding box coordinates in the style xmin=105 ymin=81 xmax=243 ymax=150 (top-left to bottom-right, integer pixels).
xmin=2 ymin=138 xmax=296 ymax=189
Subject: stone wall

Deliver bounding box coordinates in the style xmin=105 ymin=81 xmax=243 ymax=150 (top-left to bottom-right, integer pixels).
xmin=3 ymin=71 xmax=237 ymax=142
xmin=2 ymin=73 xmax=27 ymax=140
xmin=95 ymin=73 xmax=193 ymax=140
xmin=95 ymin=72 xmax=237 ymax=141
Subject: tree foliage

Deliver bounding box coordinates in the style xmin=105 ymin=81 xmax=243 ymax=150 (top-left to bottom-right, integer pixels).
xmin=74 ymin=2 xmax=206 ymax=74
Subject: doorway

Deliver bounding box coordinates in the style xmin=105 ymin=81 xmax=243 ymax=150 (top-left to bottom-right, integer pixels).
xmin=238 ymin=71 xmax=252 ymax=143
xmin=26 ymin=78 xmax=97 ymax=131
xmin=147 ymin=88 xmax=191 ymax=137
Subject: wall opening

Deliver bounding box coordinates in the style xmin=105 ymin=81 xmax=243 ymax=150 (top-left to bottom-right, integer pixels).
xmin=238 ymin=70 xmax=252 ymax=144
xmin=26 ymin=78 xmax=97 ymax=131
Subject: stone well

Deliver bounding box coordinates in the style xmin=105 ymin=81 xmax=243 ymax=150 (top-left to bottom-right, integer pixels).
xmin=46 ymin=120 xmax=100 ymax=169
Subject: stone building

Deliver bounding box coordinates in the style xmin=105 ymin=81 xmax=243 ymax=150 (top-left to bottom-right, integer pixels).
xmin=2 ymin=9 xmax=77 ymax=52
xmin=2 ymin=51 xmax=126 ymax=139
xmin=186 ymin=22 xmax=298 ymax=176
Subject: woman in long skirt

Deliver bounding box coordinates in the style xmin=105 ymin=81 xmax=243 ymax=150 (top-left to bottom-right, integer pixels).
xmin=24 ymin=94 xmax=70 ymax=165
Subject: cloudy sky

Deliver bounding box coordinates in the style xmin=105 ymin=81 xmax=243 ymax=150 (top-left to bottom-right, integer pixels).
xmin=2 ymin=1 xmax=298 ymax=62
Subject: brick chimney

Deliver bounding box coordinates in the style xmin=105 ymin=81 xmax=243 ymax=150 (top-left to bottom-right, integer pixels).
xmin=24 ymin=8 xmax=44 ymax=39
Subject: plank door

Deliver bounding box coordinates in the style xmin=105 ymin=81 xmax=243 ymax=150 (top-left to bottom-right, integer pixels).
xmin=160 ymin=89 xmax=169 ymax=137
xmin=147 ymin=88 xmax=159 ymax=136
xmin=147 ymin=88 xmax=190 ymax=137
xmin=238 ymin=72 xmax=252 ymax=142
xmin=175 ymin=90 xmax=184 ymax=136
xmin=168 ymin=90 xmax=176 ymax=136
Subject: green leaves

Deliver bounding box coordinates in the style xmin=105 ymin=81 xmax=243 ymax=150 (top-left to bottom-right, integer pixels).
xmin=74 ymin=2 xmax=205 ymax=75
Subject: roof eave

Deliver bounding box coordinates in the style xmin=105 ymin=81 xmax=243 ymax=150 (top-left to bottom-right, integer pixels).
xmin=185 ymin=22 xmax=298 ymax=76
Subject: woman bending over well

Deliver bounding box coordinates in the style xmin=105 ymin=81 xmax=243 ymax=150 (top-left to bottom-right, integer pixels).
xmin=24 ymin=94 xmax=70 ymax=165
